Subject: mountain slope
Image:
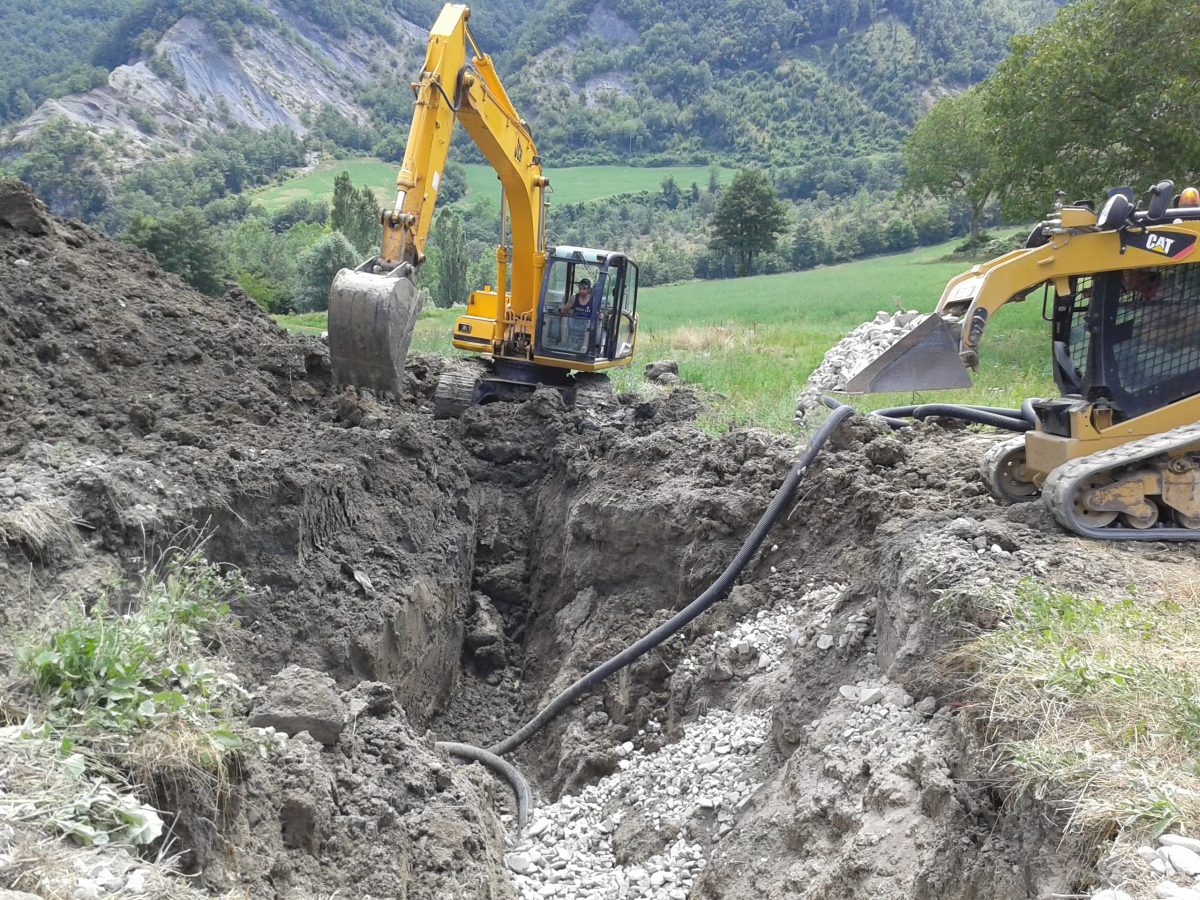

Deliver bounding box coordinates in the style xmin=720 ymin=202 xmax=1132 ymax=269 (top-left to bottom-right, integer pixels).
xmin=6 ymin=0 xmax=428 ymax=171
xmin=1 ymin=0 xmax=1065 ymax=213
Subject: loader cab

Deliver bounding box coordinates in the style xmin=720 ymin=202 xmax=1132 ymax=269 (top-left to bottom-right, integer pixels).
xmin=535 ymin=246 xmax=639 ymax=368
xmin=1049 ymin=262 xmax=1200 ymax=421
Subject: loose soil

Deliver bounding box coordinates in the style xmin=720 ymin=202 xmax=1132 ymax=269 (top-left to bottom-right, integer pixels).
xmin=2 ymin=180 xmax=1196 ymax=899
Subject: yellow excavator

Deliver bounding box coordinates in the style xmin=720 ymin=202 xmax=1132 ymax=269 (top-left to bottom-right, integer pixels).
xmin=326 ymin=4 xmax=639 ymax=416
xmin=842 ymin=180 xmax=1200 ymax=539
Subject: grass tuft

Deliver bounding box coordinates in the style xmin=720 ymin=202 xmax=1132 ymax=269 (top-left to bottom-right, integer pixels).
xmin=0 ymin=499 xmax=84 ymax=561
xmin=4 ymin=546 xmax=249 ymax=857
xmin=961 ymin=582 xmax=1200 ymax=840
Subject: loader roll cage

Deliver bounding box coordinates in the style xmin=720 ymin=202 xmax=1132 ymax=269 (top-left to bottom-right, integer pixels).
xmin=1050 ymin=262 xmax=1200 ymax=420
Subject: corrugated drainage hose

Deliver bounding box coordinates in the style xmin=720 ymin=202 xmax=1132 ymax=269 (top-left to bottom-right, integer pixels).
xmin=441 ymin=405 xmax=857 ymax=827
xmin=821 ymin=397 xmax=1036 ymax=432
xmin=436 ymin=741 xmax=533 ymax=828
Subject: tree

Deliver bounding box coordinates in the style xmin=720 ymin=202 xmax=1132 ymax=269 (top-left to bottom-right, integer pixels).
xmin=659 ymin=175 xmax=681 ymax=210
xmin=330 ymin=171 xmax=355 ymax=237
xmin=902 ymin=86 xmax=1000 ymax=246
xmin=123 ymin=210 xmax=226 ymax=296
xmin=708 ymin=169 xmax=788 ymax=277
xmin=293 ymin=232 xmax=359 ymax=312
xmin=432 ymin=210 xmax=469 ymax=308
xmin=977 ymin=0 xmax=1200 ymax=216
xmin=348 ymin=185 xmax=380 ymax=254
xmin=12 ymin=117 xmax=109 ymax=220
xmin=329 ymin=171 xmax=380 ymax=255
xmin=440 ymin=161 xmax=467 ymax=204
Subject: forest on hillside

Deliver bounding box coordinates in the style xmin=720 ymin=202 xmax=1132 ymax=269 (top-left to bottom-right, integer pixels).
xmin=8 ymin=0 xmax=1191 ymax=311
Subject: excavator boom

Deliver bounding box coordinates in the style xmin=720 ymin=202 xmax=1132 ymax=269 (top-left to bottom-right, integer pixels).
xmin=327 ymin=4 xmax=550 ymax=395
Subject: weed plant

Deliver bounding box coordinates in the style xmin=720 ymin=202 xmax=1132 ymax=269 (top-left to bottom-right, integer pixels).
xmin=7 ymin=549 xmax=247 ymax=849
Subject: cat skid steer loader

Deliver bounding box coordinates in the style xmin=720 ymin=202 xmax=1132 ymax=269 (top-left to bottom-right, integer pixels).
xmin=326 ymin=4 xmax=639 ymax=414
xmin=841 ymin=181 xmax=1200 ymax=540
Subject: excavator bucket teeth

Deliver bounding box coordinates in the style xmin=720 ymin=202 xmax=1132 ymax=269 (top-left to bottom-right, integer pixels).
xmin=838 ymin=315 xmax=974 ymax=394
xmin=327 ymin=268 xmax=423 ymax=396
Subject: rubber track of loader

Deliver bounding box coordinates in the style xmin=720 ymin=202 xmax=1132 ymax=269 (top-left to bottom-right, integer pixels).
xmin=1044 ymin=422 xmax=1200 ymax=540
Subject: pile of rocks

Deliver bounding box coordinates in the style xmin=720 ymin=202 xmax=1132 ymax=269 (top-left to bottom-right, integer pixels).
xmin=1093 ymin=833 xmax=1200 ymax=899
xmin=507 ymin=710 xmax=767 ymax=899
xmin=795 ymin=310 xmax=926 ymax=421
xmin=644 ymin=360 xmax=681 ymax=387
xmin=676 ymin=583 xmax=846 ymax=683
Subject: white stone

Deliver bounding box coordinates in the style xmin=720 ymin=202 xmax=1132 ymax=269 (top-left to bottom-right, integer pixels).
xmin=123 ymin=871 xmax=148 ymax=894
xmin=508 ymin=853 xmax=534 ymax=875
xmin=816 ymin=634 xmax=834 ymax=650
xmin=527 ymin=819 xmax=552 ymax=838
xmin=1156 ymin=882 xmax=1200 ymax=899
xmin=1165 ymin=845 xmax=1200 ymax=877
xmin=859 ymin=687 xmax=885 ymax=706
xmin=1163 ymin=836 xmax=1200 ymax=855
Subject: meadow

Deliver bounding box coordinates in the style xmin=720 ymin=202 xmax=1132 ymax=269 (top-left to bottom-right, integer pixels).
xmin=278 ymin=237 xmax=1055 ymax=433
xmin=252 ymin=158 xmax=731 ymax=213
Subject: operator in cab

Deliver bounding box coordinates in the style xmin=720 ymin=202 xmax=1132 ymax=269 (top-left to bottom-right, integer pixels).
xmin=561 ymin=278 xmax=596 ymax=352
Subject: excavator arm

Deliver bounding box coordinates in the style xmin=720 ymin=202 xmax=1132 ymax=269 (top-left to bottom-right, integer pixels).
xmin=380 ymin=3 xmax=549 ymax=302
xmin=328 ymin=3 xmax=550 ymax=394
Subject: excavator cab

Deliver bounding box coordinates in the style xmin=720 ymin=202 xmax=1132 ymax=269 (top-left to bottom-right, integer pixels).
xmin=534 ymin=247 xmax=638 ymax=365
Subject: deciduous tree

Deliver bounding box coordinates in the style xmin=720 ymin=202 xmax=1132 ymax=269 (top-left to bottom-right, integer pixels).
xmin=432 ymin=210 xmax=469 ymax=308
xmin=902 ymin=86 xmax=999 ymax=246
xmin=708 ymin=169 xmax=788 ymax=276
xmin=123 ymin=210 xmax=226 ymax=296
xmin=978 ymin=0 xmax=1200 ymax=215
xmin=293 ymin=231 xmax=359 ymax=312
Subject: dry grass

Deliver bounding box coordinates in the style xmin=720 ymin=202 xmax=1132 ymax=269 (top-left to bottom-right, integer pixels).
xmin=663 ymin=323 xmax=763 ymax=354
xmin=0 ymin=498 xmax=84 ymax=561
xmin=961 ymin=581 xmax=1200 ymax=844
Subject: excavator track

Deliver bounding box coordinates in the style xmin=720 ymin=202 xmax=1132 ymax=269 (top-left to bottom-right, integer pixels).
xmin=1044 ymin=423 xmax=1200 ymax=540
xmin=433 ymin=359 xmax=488 ymax=419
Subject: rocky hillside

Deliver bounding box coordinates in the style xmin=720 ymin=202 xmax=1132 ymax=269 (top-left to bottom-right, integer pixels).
xmin=6 ymin=0 xmax=427 ymax=171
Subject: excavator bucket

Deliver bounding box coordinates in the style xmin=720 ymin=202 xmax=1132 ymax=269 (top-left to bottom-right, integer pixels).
xmin=838 ymin=315 xmax=973 ymax=394
xmin=327 ymin=266 xmax=423 ymax=396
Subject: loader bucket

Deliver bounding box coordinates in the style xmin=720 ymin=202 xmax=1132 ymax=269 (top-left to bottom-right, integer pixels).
xmin=327 ymin=267 xmax=423 ymax=396
xmin=838 ymin=315 xmax=973 ymax=394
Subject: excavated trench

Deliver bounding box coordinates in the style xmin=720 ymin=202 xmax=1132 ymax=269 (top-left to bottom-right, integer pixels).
xmin=3 ymin=182 xmax=1178 ymax=898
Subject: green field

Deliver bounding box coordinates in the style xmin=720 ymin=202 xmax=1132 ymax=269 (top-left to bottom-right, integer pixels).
xmin=278 ymin=237 xmax=1055 ymax=432
xmin=253 ymin=158 xmax=731 ymax=212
